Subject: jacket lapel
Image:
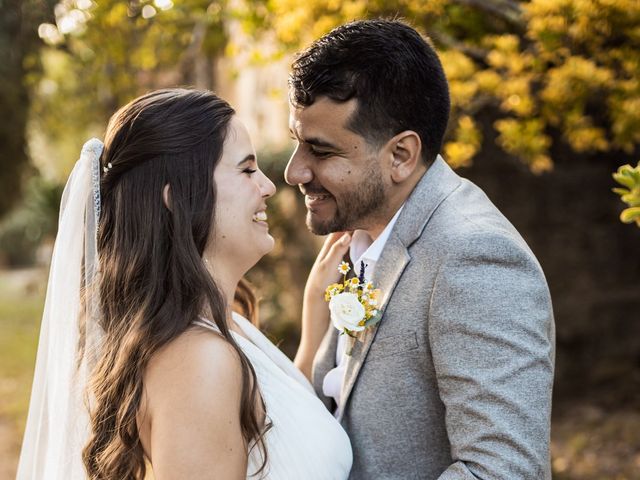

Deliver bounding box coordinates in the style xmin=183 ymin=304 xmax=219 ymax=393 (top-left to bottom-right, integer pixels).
xmin=338 ymin=233 xmax=410 ymax=421
xmin=337 ymin=156 xmax=462 ymax=421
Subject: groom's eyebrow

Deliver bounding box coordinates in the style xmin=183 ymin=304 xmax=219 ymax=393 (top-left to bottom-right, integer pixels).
xmin=306 ymin=137 xmax=338 ymax=149
xmin=236 ymin=154 xmax=256 ymax=166
xmin=289 ymin=126 xmax=340 ymax=150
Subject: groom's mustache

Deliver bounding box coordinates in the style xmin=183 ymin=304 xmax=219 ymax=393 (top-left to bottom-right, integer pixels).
xmin=299 ymin=184 xmax=332 ymax=196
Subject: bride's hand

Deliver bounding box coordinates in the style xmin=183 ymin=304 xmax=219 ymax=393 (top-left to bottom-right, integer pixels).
xmin=304 ymin=232 xmax=352 ymax=304
xmin=295 ymin=232 xmax=351 ymax=380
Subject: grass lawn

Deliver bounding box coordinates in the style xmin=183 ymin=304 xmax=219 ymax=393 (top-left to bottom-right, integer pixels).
xmin=0 ymin=268 xmax=45 ymax=479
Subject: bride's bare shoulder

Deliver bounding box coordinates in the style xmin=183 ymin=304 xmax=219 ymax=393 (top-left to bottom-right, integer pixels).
xmin=141 ymin=325 xmax=244 ymax=422
xmin=145 ymin=325 xmax=242 ymax=392
xmin=139 ymin=326 xmax=249 ymax=476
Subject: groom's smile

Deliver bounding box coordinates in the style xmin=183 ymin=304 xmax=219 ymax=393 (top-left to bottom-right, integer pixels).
xmin=301 ymin=185 xmax=334 ymax=211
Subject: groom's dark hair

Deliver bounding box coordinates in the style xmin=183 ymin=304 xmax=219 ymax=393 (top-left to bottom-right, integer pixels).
xmin=289 ymin=18 xmax=450 ymax=165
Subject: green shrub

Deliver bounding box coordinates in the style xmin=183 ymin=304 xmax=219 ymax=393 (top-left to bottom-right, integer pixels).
xmin=613 ymin=162 xmax=640 ymax=227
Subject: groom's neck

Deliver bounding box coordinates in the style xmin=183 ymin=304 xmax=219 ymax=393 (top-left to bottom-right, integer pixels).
xmin=362 ymin=168 xmax=426 ymax=240
xmin=363 ymin=194 xmax=405 ymax=240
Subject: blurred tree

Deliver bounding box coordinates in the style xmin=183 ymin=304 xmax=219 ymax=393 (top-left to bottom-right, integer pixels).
xmin=0 ymin=176 xmax=63 ymax=266
xmin=613 ymin=162 xmax=640 ymax=227
xmin=0 ymin=0 xmax=57 ymax=217
xmin=30 ymin=0 xmax=231 ymax=179
xmin=7 ymin=1 xmax=320 ymax=337
xmin=247 ymin=0 xmax=640 ymax=172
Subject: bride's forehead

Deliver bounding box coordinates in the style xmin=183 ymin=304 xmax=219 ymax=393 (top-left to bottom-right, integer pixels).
xmin=223 ymin=118 xmax=252 ymax=148
xmin=219 ymin=118 xmax=256 ymax=167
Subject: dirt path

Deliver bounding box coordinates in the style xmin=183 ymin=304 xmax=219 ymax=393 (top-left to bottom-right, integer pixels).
xmin=0 ymin=416 xmax=20 ymax=479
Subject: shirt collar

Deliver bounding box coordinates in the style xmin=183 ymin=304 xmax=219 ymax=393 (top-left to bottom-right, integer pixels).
xmin=350 ymin=205 xmax=404 ymax=277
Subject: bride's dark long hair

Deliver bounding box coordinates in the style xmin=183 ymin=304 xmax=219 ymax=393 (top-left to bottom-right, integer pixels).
xmin=82 ymin=89 xmax=268 ymax=479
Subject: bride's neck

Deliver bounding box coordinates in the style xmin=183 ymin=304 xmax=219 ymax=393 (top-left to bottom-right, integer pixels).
xmin=203 ymin=258 xmax=240 ymax=320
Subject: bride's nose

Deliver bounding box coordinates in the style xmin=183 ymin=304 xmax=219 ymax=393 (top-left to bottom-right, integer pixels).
xmin=259 ymin=170 xmax=276 ymax=198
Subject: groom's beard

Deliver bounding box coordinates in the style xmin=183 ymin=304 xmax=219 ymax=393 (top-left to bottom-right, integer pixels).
xmin=306 ymin=170 xmax=386 ymax=235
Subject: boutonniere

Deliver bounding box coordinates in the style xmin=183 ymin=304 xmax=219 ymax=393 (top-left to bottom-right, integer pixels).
xmin=324 ymin=261 xmax=382 ymax=355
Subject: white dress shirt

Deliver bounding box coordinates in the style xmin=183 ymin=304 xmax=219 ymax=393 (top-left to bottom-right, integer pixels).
xmin=322 ymin=206 xmax=404 ymax=415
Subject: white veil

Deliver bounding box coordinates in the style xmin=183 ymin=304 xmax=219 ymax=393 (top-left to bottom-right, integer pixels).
xmin=17 ymin=138 xmax=105 ymax=479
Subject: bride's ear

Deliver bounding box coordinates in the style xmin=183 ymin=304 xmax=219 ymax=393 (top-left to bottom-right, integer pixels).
xmin=162 ymin=184 xmax=172 ymax=211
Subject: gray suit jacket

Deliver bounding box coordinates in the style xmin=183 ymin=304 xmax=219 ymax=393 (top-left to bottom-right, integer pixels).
xmin=312 ymin=157 xmax=555 ymax=480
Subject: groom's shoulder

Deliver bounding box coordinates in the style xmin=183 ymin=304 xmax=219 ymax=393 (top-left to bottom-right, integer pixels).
xmin=424 ymin=177 xmax=517 ymax=235
xmin=411 ymin=176 xmax=535 ymax=261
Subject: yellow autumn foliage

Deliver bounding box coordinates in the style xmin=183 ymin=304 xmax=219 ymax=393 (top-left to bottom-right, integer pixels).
xmin=33 ymin=0 xmax=640 ymax=174
xmin=255 ymin=0 xmax=640 ymax=172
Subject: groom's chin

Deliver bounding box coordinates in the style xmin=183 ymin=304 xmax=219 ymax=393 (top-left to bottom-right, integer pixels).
xmin=306 ymin=211 xmax=338 ymax=236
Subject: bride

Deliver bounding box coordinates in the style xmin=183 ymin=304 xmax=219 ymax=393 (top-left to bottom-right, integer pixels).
xmin=17 ymin=88 xmax=352 ymax=479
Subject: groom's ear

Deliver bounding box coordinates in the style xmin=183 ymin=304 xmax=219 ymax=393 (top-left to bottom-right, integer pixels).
xmin=386 ymin=130 xmax=423 ymax=183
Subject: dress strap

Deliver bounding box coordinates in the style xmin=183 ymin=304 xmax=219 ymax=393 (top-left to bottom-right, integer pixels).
xmin=192 ymin=317 xmax=221 ymax=333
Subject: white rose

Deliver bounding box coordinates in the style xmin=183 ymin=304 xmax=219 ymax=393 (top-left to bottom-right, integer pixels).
xmin=329 ymin=292 xmax=366 ymax=332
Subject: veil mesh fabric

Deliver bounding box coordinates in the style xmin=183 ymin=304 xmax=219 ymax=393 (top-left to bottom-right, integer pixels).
xmin=17 ymin=139 xmax=105 ymax=479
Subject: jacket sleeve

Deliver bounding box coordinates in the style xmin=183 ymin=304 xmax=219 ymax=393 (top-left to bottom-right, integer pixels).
xmin=429 ymin=232 xmax=555 ymax=480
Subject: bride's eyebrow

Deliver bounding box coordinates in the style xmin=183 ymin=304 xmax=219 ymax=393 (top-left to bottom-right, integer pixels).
xmin=236 ymin=154 xmax=256 ymax=167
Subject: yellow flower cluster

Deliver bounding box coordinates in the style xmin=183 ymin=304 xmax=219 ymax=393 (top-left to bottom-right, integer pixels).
xmin=324 ymin=262 xmax=382 ymax=329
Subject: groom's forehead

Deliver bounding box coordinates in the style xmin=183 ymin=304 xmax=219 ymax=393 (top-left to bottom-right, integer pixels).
xmin=289 ymin=97 xmax=357 ymax=136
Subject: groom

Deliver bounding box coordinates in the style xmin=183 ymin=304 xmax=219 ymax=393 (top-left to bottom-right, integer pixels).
xmin=285 ymin=19 xmax=555 ymax=480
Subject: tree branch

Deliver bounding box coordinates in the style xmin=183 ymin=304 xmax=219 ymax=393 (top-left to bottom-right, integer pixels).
xmin=430 ymin=29 xmax=490 ymax=65
xmin=451 ymin=0 xmax=525 ymax=30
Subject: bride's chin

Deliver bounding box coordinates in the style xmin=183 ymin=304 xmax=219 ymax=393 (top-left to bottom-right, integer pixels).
xmin=259 ymin=235 xmax=276 ymax=256
xmin=244 ymin=236 xmax=275 ymax=267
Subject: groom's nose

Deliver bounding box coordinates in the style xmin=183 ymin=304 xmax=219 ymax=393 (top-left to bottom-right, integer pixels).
xmin=284 ymin=146 xmax=313 ymax=186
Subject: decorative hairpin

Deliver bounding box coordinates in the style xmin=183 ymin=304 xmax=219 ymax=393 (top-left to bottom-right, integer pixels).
xmin=103 ymin=162 xmax=113 ymax=173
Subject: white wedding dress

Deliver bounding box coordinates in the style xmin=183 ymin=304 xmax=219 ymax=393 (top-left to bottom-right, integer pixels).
xmin=192 ymin=312 xmax=352 ymax=479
